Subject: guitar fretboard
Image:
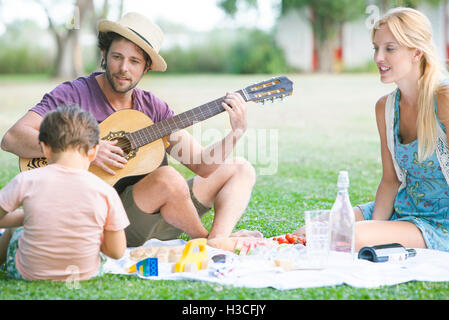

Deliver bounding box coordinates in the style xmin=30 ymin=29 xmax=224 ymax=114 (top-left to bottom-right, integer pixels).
xmin=127 ymin=89 xmax=245 ymax=149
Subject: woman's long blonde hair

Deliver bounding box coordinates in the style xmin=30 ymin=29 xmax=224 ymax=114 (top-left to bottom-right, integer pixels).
xmin=372 ymin=7 xmax=447 ymax=161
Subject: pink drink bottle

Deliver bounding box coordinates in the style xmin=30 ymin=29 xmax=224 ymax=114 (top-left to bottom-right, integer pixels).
xmin=329 ymin=171 xmax=355 ymax=257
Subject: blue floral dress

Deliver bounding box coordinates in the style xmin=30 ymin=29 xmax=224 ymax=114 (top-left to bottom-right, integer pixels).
xmin=358 ymin=90 xmax=449 ymax=252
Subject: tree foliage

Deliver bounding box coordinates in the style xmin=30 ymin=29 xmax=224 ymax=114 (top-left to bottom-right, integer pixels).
xmin=218 ymin=0 xmax=446 ymax=73
xmin=281 ymin=0 xmax=366 ymax=45
xmin=377 ymin=0 xmax=443 ymax=9
xmin=226 ymin=29 xmax=291 ymax=74
xmin=219 ymin=0 xmax=366 ymax=45
xmin=218 ymin=0 xmax=258 ymax=16
xmin=162 ymin=28 xmax=291 ymax=74
xmin=218 ymin=0 xmax=366 ymax=72
xmin=0 ymin=20 xmax=53 ymax=74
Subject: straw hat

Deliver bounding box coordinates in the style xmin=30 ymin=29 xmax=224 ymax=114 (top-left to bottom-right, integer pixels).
xmin=97 ymin=12 xmax=167 ymax=71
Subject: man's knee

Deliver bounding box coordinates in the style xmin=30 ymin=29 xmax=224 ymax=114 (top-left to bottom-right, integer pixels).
xmin=230 ymin=157 xmax=256 ymax=185
xmin=145 ymin=166 xmax=190 ymax=199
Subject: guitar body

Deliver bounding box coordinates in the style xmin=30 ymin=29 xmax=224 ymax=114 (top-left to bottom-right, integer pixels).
xmin=19 ymin=76 xmax=293 ymax=187
xmin=19 ymin=109 xmax=166 ymax=187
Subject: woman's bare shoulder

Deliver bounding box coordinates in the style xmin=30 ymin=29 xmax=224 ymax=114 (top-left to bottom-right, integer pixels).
xmin=375 ymin=94 xmax=389 ymax=118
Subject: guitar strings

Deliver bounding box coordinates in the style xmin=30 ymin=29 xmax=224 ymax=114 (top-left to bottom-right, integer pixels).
xmin=109 ymin=97 xmax=225 ymax=152
xmin=116 ymin=142 xmax=131 ymax=149
xmin=114 ymin=140 xmax=131 ymax=152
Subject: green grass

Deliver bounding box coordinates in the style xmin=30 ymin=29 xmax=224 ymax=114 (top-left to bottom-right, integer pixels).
xmin=0 ymin=73 xmax=448 ymax=300
xmin=1 ymin=271 xmax=448 ymax=299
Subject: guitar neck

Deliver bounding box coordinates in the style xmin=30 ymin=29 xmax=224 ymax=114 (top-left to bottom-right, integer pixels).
xmin=127 ymin=89 xmax=246 ymax=149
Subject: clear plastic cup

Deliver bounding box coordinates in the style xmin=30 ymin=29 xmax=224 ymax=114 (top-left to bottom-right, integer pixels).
xmin=305 ymin=210 xmax=330 ymax=269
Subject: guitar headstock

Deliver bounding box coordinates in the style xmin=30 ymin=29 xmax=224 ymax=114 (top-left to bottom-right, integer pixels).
xmin=242 ymin=76 xmax=293 ymax=104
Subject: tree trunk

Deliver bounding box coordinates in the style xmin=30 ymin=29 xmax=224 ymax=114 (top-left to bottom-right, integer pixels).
xmin=381 ymin=0 xmax=389 ymax=13
xmin=118 ymin=0 xmax=124 ymax=20
xmin=92 ymin=0 xmax=110 ymax=70
xmin=308 ymin=6 xmax=337 ymax=73
xmin=309 ymin=6 xmax=319 ymax=72
xmin=42 ymin=0 xmax=93 ymax=79
xmin=53 ymin=32 xmax=76 ymax=79
xmin=316 ymin=36 xmax=335 ymax=73
xmin=333 ymin=25 xmax=344 ymax=73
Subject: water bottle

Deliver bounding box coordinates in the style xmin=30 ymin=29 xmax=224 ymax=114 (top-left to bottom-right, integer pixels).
xmin=329 ymin=171 xmax=355 ymax=257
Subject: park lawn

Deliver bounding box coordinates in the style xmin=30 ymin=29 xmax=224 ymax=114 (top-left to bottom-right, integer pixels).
xmin=0 ymin=73 xmax=449 ymax=299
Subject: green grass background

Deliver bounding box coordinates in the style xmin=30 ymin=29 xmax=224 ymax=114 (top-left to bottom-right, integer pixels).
xmin=0 ymin=73 xmax=448 ymax=299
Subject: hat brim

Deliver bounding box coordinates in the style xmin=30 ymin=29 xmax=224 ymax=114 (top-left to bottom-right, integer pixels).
xmin=98 ymin=20 xmax=167 ymax=72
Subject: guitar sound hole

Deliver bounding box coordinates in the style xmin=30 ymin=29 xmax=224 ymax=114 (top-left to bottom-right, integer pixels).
xmin=115 ymin=137 xmax=132 ymax=156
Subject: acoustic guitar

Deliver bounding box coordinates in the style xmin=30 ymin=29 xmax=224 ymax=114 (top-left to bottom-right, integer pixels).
xmin=19 ymin=76 xmax=293 ymax=190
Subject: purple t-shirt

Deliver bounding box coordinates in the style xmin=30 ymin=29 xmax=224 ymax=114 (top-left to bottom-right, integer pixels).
xmin=30 ymin=72 xmax=174 ymax=123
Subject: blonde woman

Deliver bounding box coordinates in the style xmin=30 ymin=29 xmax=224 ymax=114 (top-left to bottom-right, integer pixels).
xmin=353 ymin=7 xmax=449 ymax=251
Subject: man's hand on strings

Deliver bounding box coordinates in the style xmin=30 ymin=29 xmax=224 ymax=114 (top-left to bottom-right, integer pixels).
xmin=91 ymin=140 xmax=127 ymax=175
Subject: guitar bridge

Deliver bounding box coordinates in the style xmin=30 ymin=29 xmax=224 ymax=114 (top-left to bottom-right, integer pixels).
xmin=102 ymin=131 xmax=138 ymax=161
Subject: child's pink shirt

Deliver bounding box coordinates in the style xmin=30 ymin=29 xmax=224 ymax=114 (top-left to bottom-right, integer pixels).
xmin=0 ymin=164 xmax=130 ymax=281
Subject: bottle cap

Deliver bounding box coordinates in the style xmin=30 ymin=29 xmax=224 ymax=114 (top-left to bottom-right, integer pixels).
xmin=406 ymin=248 xmax=417 ymax=257
xmin=337 ymin=171 xmax=350 ymax=189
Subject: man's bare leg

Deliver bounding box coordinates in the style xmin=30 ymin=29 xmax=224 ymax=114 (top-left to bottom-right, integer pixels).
xmin=132 ymin=166 xmax=209 ymax=238
xmin=191 ymin=157 xmax=259 ymax=239
xmin=132 ymin=157 xmax=258 ymax=240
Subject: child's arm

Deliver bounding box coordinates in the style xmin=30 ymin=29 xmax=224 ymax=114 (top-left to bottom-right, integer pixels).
xmin=101 ymin=229 xmax=127 ymax=260
xmin=101 ymin=188 xmax=130 ymax=260
xmin=0 ymin=207 xmax=24 ymax=228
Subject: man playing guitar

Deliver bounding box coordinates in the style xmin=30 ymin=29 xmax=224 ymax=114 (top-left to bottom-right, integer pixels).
xmin=1 ymin=13 xmax=261 ymax=247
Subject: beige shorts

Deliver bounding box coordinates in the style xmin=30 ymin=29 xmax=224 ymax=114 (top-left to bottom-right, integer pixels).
xmin=120 ymin=177 xmax=211 ymax=247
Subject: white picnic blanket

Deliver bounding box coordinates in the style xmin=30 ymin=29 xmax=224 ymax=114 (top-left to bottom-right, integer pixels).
xmin=103 ymin=239 xmax=449 ymax=289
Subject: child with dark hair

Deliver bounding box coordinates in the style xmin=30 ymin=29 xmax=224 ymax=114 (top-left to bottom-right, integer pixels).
xmin=0 ymin=105 xmax=129 ymax=281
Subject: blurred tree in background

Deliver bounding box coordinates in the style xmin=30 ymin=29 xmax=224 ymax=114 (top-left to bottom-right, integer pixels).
xmin=42 ymin=0 xmax=94 ymax=78
xmin=0 ymin=19 xmax=53 ymax=74
xmin=226 ymin=29 xmax=290 ymax=74
xmin=0 ymin=0 xmax=448 ymax=76
xmin=219 ymin=0 xmax=366 ymax=72
xmin=281 ymin=0 xmax=366 ymax=72
xmin=0 ymin=0 xmax=123 ymax=78
xmin=36 ymin=0 xmax=124 ymax=78
xmin=162 ymin=29 xmax=292 ymax=74
xmin=376 ymin=0 xmax=442 ymax=10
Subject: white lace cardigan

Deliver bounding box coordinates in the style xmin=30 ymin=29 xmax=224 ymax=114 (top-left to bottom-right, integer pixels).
xmin=385 ymin=87 xmax=449 ymax=192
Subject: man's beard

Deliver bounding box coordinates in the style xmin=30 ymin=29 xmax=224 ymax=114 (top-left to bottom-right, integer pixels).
xmin=105 ymin=66 xmax=140 ymax=94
